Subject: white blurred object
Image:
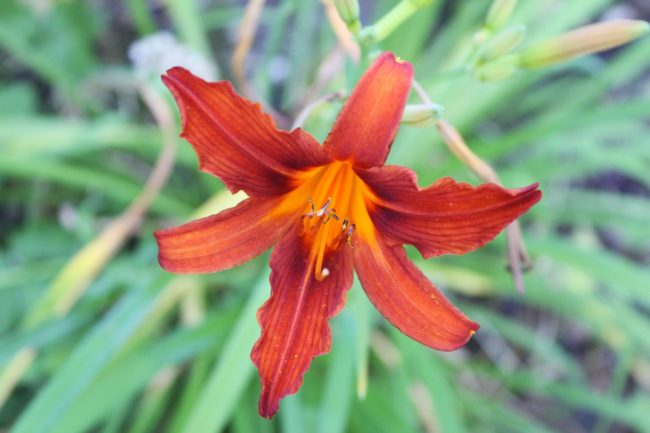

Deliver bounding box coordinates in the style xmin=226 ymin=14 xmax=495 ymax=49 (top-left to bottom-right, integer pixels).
xmin=19 ymin=0 xmax=53 ymax=14
xmin=601 ymin=4 xmax=639 ymax=21
xmin=128 ymin=32 xmax=218 ymax=81
xmin=267 ymin=55 xmax=291 ymax=84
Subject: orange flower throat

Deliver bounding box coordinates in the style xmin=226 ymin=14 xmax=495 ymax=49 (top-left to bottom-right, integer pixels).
xmin=272 ymin=161 xmax=375 ymax=281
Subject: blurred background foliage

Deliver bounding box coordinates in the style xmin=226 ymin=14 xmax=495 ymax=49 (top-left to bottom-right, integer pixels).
xmin=1 ymin=0 xmax=650 ymax=432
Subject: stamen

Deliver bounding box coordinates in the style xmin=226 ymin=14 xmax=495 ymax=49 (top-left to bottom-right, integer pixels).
xmin=296 ymin=162 xmax=372 ymax=281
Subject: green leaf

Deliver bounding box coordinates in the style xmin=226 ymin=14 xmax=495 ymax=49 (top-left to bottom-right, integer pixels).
xmin=177 ymin=272 xmax=269 ymax=433
xmin=12 ymin=277 xmax=166 ymax=433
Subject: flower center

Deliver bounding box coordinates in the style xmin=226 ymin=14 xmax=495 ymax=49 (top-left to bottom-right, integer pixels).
xmin=301 ymin=196 xmax=355 ymax=281
xmin=272 ymin=161 xmax=375 ymax=281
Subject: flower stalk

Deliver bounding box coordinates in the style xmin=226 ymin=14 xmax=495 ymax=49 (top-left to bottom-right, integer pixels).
xmin=323 ymin=0 xmax=360 ymax=60
xmin=231 ymin=0 xmax=266 ymax=96
xmin=361 ymin=0 xmax=432 ymax=44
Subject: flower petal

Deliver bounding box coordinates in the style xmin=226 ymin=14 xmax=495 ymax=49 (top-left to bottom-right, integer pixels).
xmin=354 ymin=234 xmax=479 ymax=351
xmin=360 ymin=166 xmax=542 ymax=258
xmin=251 ymin=226 xmax=354 ymax=418
xmin=163 ymin=67 xmax=327 ymax=196
xmin=155 ymin=197 xmax=290 ymax=273
xmin=323 ymin=52 xmax=413 ymax=168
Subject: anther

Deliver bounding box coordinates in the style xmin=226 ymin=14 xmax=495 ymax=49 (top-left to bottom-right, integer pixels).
xmin=323 ymin=208 xmax=338 ymax=224
xmin=316 ymin=197 xmax=331 ymax=217
xmin=346 ymin=224 xmax=356 ymax=247
xmin=304 ymin=197 xmax=331 ymax=218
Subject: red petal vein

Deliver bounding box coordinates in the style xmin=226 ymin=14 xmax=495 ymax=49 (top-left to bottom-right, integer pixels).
xmin=251 ymin=226 xmax=353 ymax=418
xmin=163 ymin=67 xmax=326 ymax=197
xmin=361 ymin=166 xmax=542 ymax=257
xmin=155 ymin=197 xmax=289 ymax=274
xmin=323 ymin=52 xmax=413 ymax=168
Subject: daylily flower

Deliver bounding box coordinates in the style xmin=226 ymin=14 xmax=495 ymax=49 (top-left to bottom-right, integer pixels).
xmin=155 ymin=52 xmax=541 ymax=418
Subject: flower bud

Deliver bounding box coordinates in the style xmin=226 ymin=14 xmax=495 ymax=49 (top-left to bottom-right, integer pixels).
xmin=401 ymin=103 xmax=444 ymax=127
xmin=519 ymin=19 xmax=650 ymax=69
xmin=475 ymin=55 xmax=519 ymax=82
xmin=486 ymin=0 xmax=518 ymax=31
xmin=479 ymin=24 xmax=527 ymax=62
xmin=333 ymin=0 xmax=361 ymax=33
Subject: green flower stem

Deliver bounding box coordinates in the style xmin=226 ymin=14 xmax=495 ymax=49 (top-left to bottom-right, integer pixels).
xmin=366 ymin=0 xmax=424 ymax=43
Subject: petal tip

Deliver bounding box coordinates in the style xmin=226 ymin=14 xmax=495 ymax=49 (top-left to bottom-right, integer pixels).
xmin=377 ymin=51 xmax=413 ymax=72
xmin=155 ymin=246 xmax=178 ymax=274
xmin=156 ymin=254 xmax=174 ymax=273
xmin=438 ymin=321 xmax=480 ymax=352
xmin=258 ymin=394 xmax=280 ymax=419
xmin=161 ymin=67 xmax=187 ymax=90
xmin=512 ymin=182 xmax=542 ymax=196
xmin=163 ymin=65 xmax=190 ymax=80
xmin=524 ymin=184 xmax=543 ymax=206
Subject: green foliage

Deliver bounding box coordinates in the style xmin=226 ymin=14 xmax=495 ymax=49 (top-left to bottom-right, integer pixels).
xmin=1 ymin=0 xmax=649 ymax=432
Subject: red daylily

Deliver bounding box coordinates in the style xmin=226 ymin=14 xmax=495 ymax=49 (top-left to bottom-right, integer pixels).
xmin=155 ymin=52 xmax=541 ymax=418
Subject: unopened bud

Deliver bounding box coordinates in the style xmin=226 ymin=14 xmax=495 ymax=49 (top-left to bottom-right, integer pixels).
xmin=519 ymin=19 xmax=650 ymax=69
xmin=333 ymin=0 xmax=361 ymax=34
xmin=480 ymin=24 xmax=526 ymax=62
xmin=401 ymin=103 xmax=444 ymax=127
xmin=475 ymin=55 xmax=519 ymax=81
xmin=486 ymin=0 xmax=518 ymax=31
